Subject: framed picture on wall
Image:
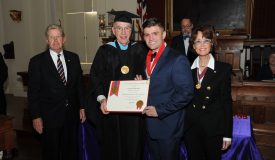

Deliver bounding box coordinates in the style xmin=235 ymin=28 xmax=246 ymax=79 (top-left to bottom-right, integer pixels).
xmin=166 ymin=0 xmax=252 ymax=36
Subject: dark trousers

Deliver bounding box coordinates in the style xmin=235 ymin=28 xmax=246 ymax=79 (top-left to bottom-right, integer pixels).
xmin=98 ymin=114 xmax=145 ymax=160
xmin=184 ymin=124 xmax=223 ymax=160
xmin=41 ymin=121 xmax=79 ymax=160
xmin=147 ymin=137 xmax=181 ymax=160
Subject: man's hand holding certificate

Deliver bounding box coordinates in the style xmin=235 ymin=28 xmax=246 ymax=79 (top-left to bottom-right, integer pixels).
xmin=106 ymin=80 xmax=150 ymax=112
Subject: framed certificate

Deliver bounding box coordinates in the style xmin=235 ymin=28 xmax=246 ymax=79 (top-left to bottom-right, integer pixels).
xmin=106 ymin=80 xmax=150 ymax=112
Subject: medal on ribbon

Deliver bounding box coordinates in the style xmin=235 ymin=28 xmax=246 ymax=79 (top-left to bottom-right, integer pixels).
xmin=195 ymin=83 xmax=201 ymax=89
xmin=196 ymin=67 xmax=208 ymax=90
xmin=121 ymin=65 xmax=129 ymax=74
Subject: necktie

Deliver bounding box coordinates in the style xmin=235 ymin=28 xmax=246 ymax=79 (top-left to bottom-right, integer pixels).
xmin=183 ymin=35 xmax=190 ymax=40
xmin=151 ymin=52 xmax=157 ymax=62
xmin=57 ymin=54 xmax=66 ymax=85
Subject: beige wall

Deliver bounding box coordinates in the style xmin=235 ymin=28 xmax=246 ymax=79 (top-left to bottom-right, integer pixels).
xmin=0 ymin=0 xmax=137 ymax=97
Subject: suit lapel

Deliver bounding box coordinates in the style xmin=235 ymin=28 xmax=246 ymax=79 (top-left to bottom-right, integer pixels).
xmin=202 ymin=67 xmax=216 ymax=86
xmin=45 ymin=50 xmax=69 ymax=85
xmin=192 ymin=69 xmax=198 ymax=85
xmin=179 ymin=35 xmax=186 ymax=55
xmin=44 ymin=51 xmax=61 ymax=79
xmin=64 ymin=51 xmax=72 ymax=85
xmin=151 ymin=47 xmax=169 ymax=77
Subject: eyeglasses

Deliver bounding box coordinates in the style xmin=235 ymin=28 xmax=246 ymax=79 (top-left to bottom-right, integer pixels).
xmin=181 ymin=24 xmax=193 ymax=29
xmin=114 ymin=26 xmax=132 ymax=33
xmin=194 ymin=39 xmax=212 ymax=46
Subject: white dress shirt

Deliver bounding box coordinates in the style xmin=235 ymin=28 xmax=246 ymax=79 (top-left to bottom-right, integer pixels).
xmin=49 ymin=49 xmax=67 ymax=81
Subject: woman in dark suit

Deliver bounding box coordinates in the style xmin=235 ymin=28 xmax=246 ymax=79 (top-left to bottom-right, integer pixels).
xmin=184 ymin=25 xmax=233 ymax=160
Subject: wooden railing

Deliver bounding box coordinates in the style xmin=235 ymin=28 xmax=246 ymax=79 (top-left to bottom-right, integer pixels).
xmin=215 ymin=35 xmax=248 ymax=83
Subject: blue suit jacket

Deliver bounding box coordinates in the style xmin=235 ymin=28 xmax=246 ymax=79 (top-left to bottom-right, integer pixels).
xmin=146 ymin=46 xmax=194 ymax=139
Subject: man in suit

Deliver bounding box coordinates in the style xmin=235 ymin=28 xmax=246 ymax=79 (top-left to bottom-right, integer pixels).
xmin=142 ymin=18 xmax=194 ymax=160
xmin=28 ymin=24 xmax=86 ymax=160
xmin=0 ymin=53 xmax=8 ymax=115
xmin=171 ymin=17 xmax=197 ymax=64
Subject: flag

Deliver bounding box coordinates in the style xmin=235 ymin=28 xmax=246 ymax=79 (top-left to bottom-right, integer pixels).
xmin=137 ymin=0 xmax=148 ymax=23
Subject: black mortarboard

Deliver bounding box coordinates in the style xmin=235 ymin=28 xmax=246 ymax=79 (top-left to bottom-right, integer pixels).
xmin=108 ymin=10 xmax=139 ymax=24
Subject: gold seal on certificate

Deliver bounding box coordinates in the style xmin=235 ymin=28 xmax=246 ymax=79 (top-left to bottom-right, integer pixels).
xmin=195 ymin=83 xmax=201 ymax=89
xmin=136 ymin=100 xmax=144 ymax=110
xmin=121 ymin=65 xmax=129 ymax=74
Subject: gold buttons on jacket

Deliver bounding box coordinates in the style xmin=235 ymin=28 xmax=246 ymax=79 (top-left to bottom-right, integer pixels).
xmin=193 ymin=104 xmax=196 ymax=108
xmin=202 ymin=105 xmax=206 ymax=109
xmin=207 ymin=86 xmax=211 ymax=90
xmin=205 ymin=96 xmax=210 ymax=99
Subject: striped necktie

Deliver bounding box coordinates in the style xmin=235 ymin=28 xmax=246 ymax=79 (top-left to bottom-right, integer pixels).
xmin=57 ymin=54 xmax=66 ymax=85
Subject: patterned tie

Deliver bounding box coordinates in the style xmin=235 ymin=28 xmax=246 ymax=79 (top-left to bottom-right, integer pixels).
xmin=57 ymin=54 xmax=66 ymax=85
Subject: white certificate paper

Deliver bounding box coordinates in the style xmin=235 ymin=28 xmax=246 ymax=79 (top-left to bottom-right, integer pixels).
xmin=106 ymin=80 xmax=150 ymax=112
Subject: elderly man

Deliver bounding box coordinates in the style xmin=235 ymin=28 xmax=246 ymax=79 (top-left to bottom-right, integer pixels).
xmin=90 ymin=13 xmax=147 ymax=160
xmin=28 ymin=24 xmax=86 ymax=160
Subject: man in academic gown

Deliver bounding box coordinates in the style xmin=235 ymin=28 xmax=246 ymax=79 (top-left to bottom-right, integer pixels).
xmin=89 ymin=13 xmax=147 ymax=160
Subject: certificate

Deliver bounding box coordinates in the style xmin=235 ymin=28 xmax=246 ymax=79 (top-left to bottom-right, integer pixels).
xmin=106 ymin=80 xmax=150 ymax=112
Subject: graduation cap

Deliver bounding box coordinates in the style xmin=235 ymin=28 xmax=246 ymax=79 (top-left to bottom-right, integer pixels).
xmin=107 ymin=10 xmax=139 ymax=24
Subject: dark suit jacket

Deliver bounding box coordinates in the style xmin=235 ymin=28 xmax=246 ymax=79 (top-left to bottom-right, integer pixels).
xmin=170 ymin=35 xmax=197 ymax=64
xmin=0 ymin=54 xmax=8 ymax=86
xmin=28 ymin=50 xmax=84 ymax=128
xmin=185 ymin=61 xmax=233 ymax=138
xmin=0 ymin=53 xmax=8 ymax=114
xmin=256 ymin=64 xmax=274 ymax=80
xmin=146 ymin=46 xmax=194 ymax=139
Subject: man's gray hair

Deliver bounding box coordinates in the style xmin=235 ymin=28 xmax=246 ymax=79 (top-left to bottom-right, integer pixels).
xmin=45 ymin=24 xmax=65 ymax=37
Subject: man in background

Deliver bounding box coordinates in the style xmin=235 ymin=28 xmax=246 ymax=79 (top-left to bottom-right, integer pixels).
xmin=171 ymin=17 xmax=197 ymax=64
xmin=256 ymin=51 xmax=275 ymax=80
xmin=0 ymin=53 xmax=8 ymax=115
